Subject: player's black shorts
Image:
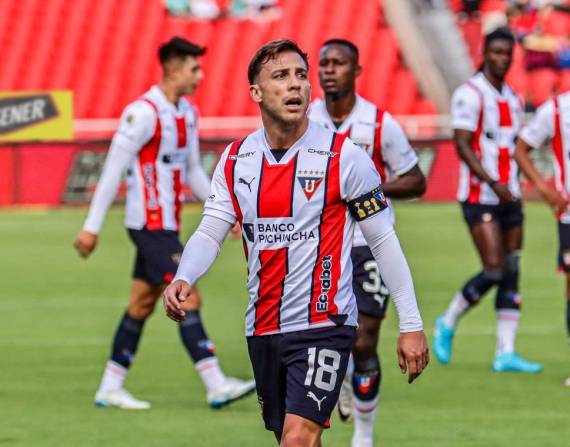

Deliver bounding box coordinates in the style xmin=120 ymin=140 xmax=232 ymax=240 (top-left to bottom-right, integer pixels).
xmin=247 ymin=326 xmax=355 ymax=433
xmin=351 ymin=246 xmax=390 ymax=318
xmin=460 ymin=200 xmax=524 ymax=230
xmin=558 ymin=223 xmax=570 ymax=273
xmin=127 ymin=228 xmax=183 ymax=285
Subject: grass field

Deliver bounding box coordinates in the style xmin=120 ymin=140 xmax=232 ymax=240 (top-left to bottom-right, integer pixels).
xmin=1 ymin=202 xmax=569 ymax=446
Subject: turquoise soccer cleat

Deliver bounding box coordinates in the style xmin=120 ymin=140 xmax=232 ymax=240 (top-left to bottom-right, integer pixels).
xmin=491 ymin=352 xmax=543 ymax=373
xmin=432 ymin=315 xmax=455 ymax=365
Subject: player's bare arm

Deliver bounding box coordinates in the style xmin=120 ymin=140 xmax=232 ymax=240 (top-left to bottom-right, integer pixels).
xmin=514 ymin=138 xmax=568 ymax=214
xmin=382 ymin=164 xmax=426 ymax=199
xmin=454 ymin=128 xmax=514 ymax=203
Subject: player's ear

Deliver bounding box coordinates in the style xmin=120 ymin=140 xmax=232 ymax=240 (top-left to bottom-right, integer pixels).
xmin=250 ymin=84 xmax=262 ymax=103
xmin=354 ymin=64 xmax=362 ymax=78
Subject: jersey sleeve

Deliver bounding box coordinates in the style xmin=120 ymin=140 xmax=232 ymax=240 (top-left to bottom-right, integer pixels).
xmin=519 ymin=99 xmax=555 ymax=149
xmin=186 ymin=108 xmax=211 ymax=202
xmin=450 ymin=85 xmax=481 ymax=132
xmin=340 ymin=138 xmax=388 ymax=222
xmin=112 ymin=101 xmax=156 ymax=150
xmin=380 ymin=112 xmax=418 ymax=176
xmin=202 ymin=145 xmax=237 ymax=224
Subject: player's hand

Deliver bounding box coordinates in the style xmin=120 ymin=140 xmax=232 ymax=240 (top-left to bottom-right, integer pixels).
xmin=163 ymin=279 xmax=192 ymax=322
xmin=397 ymin=331 xmax=429 ymax=384
xmin=230 ymin=222 xmax=241 ymax=240
xmin=490 ymin=182 xmax=515 ymax=204
xmin=542 ymin=186 xmax=569 ymax=215
xmin=73 ymin=230 xmax=98 ymax=258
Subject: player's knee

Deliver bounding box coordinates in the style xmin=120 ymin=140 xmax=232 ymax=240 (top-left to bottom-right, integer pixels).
xmin=128 ymin=295 xmax=158 ymax=319
xmin=280 ymin=430 xmax=316 ymax=447
xmin=353 ymin=355 xmax=381 ymax=401
xmin=462 ymin=270 xmax=503 ymax=304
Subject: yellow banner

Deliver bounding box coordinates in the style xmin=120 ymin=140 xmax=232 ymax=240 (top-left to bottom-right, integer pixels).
xmin=0 ymin=91 xmax=73 ymax=142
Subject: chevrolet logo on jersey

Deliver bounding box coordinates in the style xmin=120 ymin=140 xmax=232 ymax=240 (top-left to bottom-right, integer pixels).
xmin=348 ymin=186 xmax=389 ymax=221
xmin=297 ymin=169 xmax=324 ymax=200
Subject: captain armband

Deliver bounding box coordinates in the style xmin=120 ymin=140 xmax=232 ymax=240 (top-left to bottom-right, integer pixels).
xmin=347 ymin=186 xmax=389 ymax=221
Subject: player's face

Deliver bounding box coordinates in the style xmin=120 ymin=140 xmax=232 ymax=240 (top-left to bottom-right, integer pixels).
xmin=250 ymin=51 xmax=310 ymax=126
xmin=484 ymin=39 xmax=513 ymax=80
xmin=173 ymin=56 xmax=204 ymax=96
xmin=318 ymin=45 xmax=359 ymax=96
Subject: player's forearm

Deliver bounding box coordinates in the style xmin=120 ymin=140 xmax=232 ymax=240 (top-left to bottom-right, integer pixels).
xmin=173 ymin=215 xmax=232 ymax=285
xmin=456 ymin=142 xmax=495 ymax=185
xmin=514 ymin=141 xmax=549 ymax=193
xmin=83 ymin=143 xmax=135 ymax=234
xmin=187 ymin=163 xmax=212 ymax=202
xmin=382 ymin=165 xmax=426 ymax=199
xmin=358 ymin=212 xmax=423 ymax=332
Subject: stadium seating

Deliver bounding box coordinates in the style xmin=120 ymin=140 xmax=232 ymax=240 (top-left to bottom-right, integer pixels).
xmin=0 ymin=0 xmax=436 ymax=118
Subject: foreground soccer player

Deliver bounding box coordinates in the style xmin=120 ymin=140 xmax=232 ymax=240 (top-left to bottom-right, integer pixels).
xmin=514 ymin=89 xmax=570 ymax=383
xmin=164 ymin=39 xmax=429 ymax=446
xmin=308 ymin=39 xmax=426 ymax=446
xmin=433 ymin=28 xmax=542 ymax=373
xmin=73 ymin=37 xmax=254 ymax=409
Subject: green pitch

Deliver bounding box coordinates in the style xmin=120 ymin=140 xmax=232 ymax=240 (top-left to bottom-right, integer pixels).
xmin=1 ymin=203 xmax=569 ymax=446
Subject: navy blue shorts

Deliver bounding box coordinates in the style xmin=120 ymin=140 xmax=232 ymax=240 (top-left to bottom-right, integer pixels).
xmin=247 ymin=326 xmax=355 ymax=433
xmin=351 ymin=246 xmax=390 ymax=318
xmin=558 ymin=223 xmax=570 ymax=273
xmin=127 ymin=228 xmax=183 ymax=285
xmin=460 ymin=201 xmax=524 ymax=230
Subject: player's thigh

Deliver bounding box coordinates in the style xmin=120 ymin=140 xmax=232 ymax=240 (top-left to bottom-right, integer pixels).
xmin=283 ymin=326 xmax=355 ymax=430
xmin=247 ymin=334 xmax=287 ymax=433
xmin=557 ymin=223 xmax=570 ymax=297
xmin=280 ymin=413 xmax=322 ymax=447
xmin=353 ymin=313 xmax=382 ymax=361
xmin=127 ymin=279 xmax=163 ymax=318
xmin=469 ymin=219 xmax=504 ymax=270
xmin=500 ymin=202 xmax=524 ymax=252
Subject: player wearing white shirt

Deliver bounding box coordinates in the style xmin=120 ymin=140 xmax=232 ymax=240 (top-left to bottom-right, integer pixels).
xmin=73 ymin=37 xmax=254 ymax=410
xmin=515 ymin=90 xmax=570 ymax=385
xmin=308 ymin=39 xmax=426 ymax=447
xmin=433 ymin=28 xmax=542 ymax=373
xmin=163 ymin=40 xmax=429 ymax=446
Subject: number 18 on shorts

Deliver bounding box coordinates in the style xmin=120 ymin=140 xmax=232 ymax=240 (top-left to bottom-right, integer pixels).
xmin=246 ymin=326 xmax=355 ymax=432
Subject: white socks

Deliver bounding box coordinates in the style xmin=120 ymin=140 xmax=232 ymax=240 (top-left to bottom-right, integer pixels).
xmin=496 ymin=309 xmax=520 ymax=355
xmin=352 ymin=395 xmax=379 ymax=446
xmin=98 ymin=361 xmax=127 ymax=394
xmin=443 ymin=292 xmax=471 ymax=328
xmin=195 ymin=357 xmax=226 ymax=392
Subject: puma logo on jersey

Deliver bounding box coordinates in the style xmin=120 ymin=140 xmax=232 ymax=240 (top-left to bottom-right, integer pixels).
xmin=307 ymin=391 xmax=326 ymax=411
xmin=238 ymin=177 xmax=255 ymax=192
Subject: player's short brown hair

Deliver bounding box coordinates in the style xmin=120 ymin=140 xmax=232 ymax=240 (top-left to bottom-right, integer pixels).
xmin=247 ymin=39 xmax=308 ymax=85
xmin=159 ymin=37 xmax=206 ymax=66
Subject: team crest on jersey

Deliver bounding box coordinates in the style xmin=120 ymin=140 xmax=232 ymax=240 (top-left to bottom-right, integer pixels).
xmin=297 ymin=169 xmax=325 ymax=200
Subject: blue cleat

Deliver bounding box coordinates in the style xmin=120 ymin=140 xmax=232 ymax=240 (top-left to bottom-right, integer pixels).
xmin=433 ymin=315 xmax=455 ymax=365
xmin=491 ymin=352 xmax=543 ymax=373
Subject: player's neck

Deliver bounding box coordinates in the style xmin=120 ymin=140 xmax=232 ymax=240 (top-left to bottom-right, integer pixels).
xmin=482 ymin=68 xmax=504 ymax=93
xmin=158 ymin=81 xmax=183 ymax=107
xmin=262 ymin=116 xmax=309 ymax=150
xmin=325 ymin=90 xmax=356 ymax=126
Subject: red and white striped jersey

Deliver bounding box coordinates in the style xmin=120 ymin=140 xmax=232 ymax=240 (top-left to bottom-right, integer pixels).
xmin=308 ymin=95 xmax=417 ymax=246
xmin=121 ymin=86 xmax=200 ymax=231
xmin=451 ymin=72 xmax=524 ymax=204
xmin=519 ymin=91 xmax=570 ymax=222
xmin=204 ymin=121 xmax=384 ymax=336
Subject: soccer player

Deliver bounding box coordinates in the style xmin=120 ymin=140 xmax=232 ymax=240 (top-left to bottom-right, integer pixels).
xmin=163 ymin=39 xmax=429 ymax=446
xmin=73 ymin=37 xmax=255 ymax=409
xmin=432 ymin=27 xmax=542 ymax=373
xmin=514 ymin=89 xmax=570 ymax=384
xmin=308 ymin=39 xmax=426 ymax=446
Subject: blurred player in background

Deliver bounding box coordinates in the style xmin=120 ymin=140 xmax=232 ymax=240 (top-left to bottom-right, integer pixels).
xmin=73 ymin=37 xmax=255 ymax=409
xmin=309 ymin=39 xmax=426 ymax=447
xmin=433 ymin=28 xmax=542 ymax=373
xmin=163 ymin=39 xmax=429 ymax=446
xmin=514 ymin=89 xmax=570 ymax=384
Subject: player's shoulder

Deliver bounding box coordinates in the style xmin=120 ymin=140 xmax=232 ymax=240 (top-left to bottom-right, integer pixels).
xmin=557 ymin=91 xmax=570 ymax=109
xmin=307 ymin=97 xmax=326 ymax=120
xmin=453 ymin=78 xmax=483 ymax=101
xmin=118 ymin=97 xmax=156 ymax=129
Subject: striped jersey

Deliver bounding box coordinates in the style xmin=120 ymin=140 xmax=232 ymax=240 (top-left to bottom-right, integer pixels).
xmin=308 ymin=95 xmax=418 ymax=246
xmin=204 ymin=121 xmax=385 ymax=336
xmin=519 ymin=91 xmax=570 ymax=222
xmin=120 ymin=86 xmax=200 ymax=231
xmin=451 ymin=72 xmax=524 ymax=205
